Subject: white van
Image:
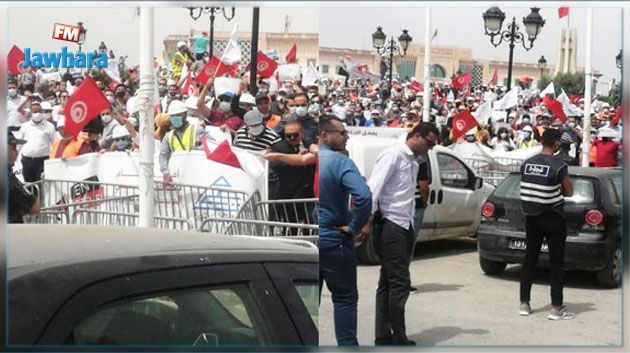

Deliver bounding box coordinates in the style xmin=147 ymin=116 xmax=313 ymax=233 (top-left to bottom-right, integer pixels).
xmin=346 ymin=135 xmax=495 ymax=264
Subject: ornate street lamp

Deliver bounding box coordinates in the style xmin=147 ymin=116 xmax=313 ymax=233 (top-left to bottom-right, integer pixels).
xmin=186 ymin=7 xmax=236 ymax=58
xmin=372 ymin=26 xmax=412 ymax=86
xmin=482 ymin=7 xmax=545 ymax=91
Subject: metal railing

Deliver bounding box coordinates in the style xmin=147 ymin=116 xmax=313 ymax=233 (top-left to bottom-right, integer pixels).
xmin=198 ymin=217 xmax=319 ymax=246
xmin=463 ymin=157 xmax=523 ymax=186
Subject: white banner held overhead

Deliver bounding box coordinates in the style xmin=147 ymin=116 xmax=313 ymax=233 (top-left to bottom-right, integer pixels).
xmin=277 ymin=63 xmax=301 ymax=81
xmin=214 ymin=77 xmax=241 ymax=96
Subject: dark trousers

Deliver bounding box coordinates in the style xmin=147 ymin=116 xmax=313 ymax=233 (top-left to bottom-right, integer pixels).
xmin=520 ymin=212 xmax=567 ymax=307
xmin=374 ymin=218 xmax=415 ymax=343
xmin=21 ymin=155 xmax=47 ymax=183
xmin=319 ymin=242 xmax=358 ymax=345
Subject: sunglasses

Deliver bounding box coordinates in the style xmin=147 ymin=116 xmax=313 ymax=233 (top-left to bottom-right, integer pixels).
xmin=286 ymin=133 xmax=300 ymax=139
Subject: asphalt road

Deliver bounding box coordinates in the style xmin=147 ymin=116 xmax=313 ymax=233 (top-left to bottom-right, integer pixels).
xmin=319 ymin=238 xmax=622 ymax=347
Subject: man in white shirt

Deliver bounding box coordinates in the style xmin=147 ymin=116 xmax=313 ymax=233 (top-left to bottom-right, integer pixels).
xmin=362 ymin=122 xmax=439 ymax=346
xmin=17 ymin=105 xmax=56 ymax=182
xmin=331 ymin=96 xmax=348 ymax=120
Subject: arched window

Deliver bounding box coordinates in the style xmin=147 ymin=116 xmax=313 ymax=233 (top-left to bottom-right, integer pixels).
xmin=430 ymin=64 xmax=446 ymax=78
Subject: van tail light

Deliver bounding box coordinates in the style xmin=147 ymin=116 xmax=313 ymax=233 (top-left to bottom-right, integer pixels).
xmin=481 ymin=202 xmax=495 ymax=219
xmin=585 ymin=210 xmax=604 ymax=226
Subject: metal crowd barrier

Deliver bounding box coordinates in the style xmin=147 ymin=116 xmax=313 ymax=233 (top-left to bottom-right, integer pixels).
xmin=198 ymin=217 xmax=319 ymax=246
xmin=463 ymin=157 xmax=522 ymax=186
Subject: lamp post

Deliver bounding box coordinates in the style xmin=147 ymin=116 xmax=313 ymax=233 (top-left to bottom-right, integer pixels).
xmin=482 ymin=7 xmax=545 ymax=91
xmin=186 ymin=7 xmax=236 ymax=58
xmin=371 ymin=26 xmax=412 ymax=88
xmin=537 ymin=55 xmax=547 ymax=79
xmin=77 ymin=21 xmax=86 ymax=53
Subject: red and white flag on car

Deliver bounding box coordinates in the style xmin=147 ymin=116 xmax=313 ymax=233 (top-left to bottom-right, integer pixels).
xmin=64 ymin=76 xmax=111 ymax=138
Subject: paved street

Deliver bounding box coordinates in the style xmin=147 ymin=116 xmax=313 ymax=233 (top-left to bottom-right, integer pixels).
xmin=319 ymin=238 xmax=622 ymax=346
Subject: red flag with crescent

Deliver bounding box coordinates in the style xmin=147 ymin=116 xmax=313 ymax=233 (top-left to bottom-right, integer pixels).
xmin=64 ymin=76 xmax=111 ymax=138
xmin=245 ymin=51 xmax=278 ymax=79
xmin=195 ymin=56 xmax=239 ymax=85
xmin=451 ymin=72 xmax=472 ymax=89
xmin=451 ymin=110 xmax=478 ymax=141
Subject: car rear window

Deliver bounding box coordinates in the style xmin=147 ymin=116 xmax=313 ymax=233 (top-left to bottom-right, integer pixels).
xmin=493 ymin=174 xmax=594 ymax=203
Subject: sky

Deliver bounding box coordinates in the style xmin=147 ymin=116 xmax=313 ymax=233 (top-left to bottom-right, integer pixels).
xmin=5 ymin=4 xmax=622 ymax=84
xmin=7 ymin=6 xmax=318 ymax=63
xmin=319 ymin=5 xmax=622 ymax=84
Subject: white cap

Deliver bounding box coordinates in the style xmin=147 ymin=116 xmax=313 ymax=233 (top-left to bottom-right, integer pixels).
xmin=239 ymin=93 xmax=256 ymax=105
xmin=112 ymin=125 xmax=130 ymax=139
xmin=126 ymin=96 xmax=140 ymax=114
xmin=167 ymin=79 xmax=177 ymax=86
xmin=465 ymin=129 xmax=475 ymax=136
xmin=598 ymin=127 xmax=616 ymax=138
xmin=371 ymin=109 xmax=380 ymax=115
xmin=176 ymin=41 xmax=187 ymax=49
xmin=167 ymin=100 xmax=187 ymax=115
xmin=523 ymin=125 xmax=533 ymax=132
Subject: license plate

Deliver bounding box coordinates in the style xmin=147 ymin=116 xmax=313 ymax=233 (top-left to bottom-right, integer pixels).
xmin=508 ymin=239 xmax=548 ymax=252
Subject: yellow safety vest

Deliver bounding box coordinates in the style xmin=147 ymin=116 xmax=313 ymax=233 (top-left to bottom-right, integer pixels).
xmin=168 ymin=124 xmax=197 ymax=152
xmin=171 ymin=51 xmax=189 ymax=79
xmin=519 ymin=138 xmax=535 ymax=149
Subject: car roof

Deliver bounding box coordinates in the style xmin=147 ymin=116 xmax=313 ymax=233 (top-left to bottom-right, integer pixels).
xmin=509 ymin=166 xmax=621 ymax=179
xmin=8 ymin=224 xmax=317 ymax=272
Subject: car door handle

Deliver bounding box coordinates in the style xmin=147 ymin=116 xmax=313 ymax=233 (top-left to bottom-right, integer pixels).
xmin=430 ymin=190 xmax=436 ymax=204
xmin=437 ymin=190 xmax=443 ymax=204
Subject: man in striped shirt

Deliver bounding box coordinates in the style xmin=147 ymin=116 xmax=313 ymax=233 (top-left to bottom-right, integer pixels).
xmin=518 ymin=128 xmax=574 ymax=320
xmin=233 ymin=110 xmax=281 ymax=151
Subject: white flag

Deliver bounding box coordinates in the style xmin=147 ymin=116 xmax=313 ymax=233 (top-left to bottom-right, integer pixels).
xmin=277 ymin=64 xmax=301 ymax=81
xmin=446 ymin=90 xmax=455 ymax=102
xmin=558 ymin=89 xmax=581 ymax=116
xmin=301 ymin=62 xmax=319 ymax=87
xmin=474 ymin=100 xmax=492 ymax=124
xmin=222 ymin=26 xmax=241 ymax=65
xmin=264 ymin=71 xmax=280 ymax=94
xmin=214 ymin=77 xmax=241 ymax=96
xmin=103 ymin=58 xmax=121 ymax=83
xmin=493 ymin=88 xmax=518 ymax=110
xmin=66 ymin=80 xmax=75 ymax=95
xmin=539 ymin=81 xmax=555 ymax=97
xmin=483 ymin=91 xmax=497 ymax=103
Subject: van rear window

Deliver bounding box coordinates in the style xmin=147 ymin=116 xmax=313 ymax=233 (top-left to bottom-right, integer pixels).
xmin=493 ymin=174 xmax=594 ymax=203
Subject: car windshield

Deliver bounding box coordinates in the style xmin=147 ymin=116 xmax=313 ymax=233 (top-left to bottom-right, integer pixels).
xmin=494 ymin=174 xmax=594 ymax=203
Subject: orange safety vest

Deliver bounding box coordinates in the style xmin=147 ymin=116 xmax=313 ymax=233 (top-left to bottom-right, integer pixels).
xmin=265 ymin=114 xmax=281 ymax=129
xmin=61 ymin=137 xmax=87 ymax=158
xmin=49 ymin=139 xmax=71 ymax=159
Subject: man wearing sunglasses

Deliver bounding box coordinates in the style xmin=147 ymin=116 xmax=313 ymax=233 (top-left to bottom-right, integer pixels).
xmin=362 ymin=122 xmax=439 ymax=346
xmin=319 ymin=115 xmax=372 ymax=346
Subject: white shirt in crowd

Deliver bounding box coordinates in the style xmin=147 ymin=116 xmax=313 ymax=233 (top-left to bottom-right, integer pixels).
xmin=331 ymin=102 xmax=348 ymax=120
xmin=7 ymin=100 xmax=26 ymax=128
xmin=17 ymin=120 xmax=56 ymax=158
xmin=368 ymin=143 xmax=419 ymax=230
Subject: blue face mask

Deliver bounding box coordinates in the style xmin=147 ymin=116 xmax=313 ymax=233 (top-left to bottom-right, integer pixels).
xmin=524 ymin=131 xmax=532 ymax=139
xmin=115 ymin=139 xmax=130 ymax=151
xmin=170 ymin=115 xmax=184 ymax=128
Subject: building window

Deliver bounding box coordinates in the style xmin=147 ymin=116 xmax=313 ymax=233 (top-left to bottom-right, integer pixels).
xmin=430 ymin=64 xmax=446 ymax=78
xmin=322 ymin=65 xmax=329 ymax=74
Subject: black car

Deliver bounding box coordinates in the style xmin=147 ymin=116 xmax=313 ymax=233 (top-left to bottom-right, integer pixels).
xmin=8 ymin=225 xmax=318 ymax=346
xmin=477 ymin=167 xmax=622 ymax=288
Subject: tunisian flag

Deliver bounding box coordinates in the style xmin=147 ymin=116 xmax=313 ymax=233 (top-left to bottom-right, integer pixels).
xmin=8 ymin=45 xmax=26 ymax=76
xmin=195 ymin=56 xmax=239 ymax=85
xmin=451 ymin=110 xmax=478 ymax=140
xmin=285 ymin=43 xmax=297 ymax=63
xmin=64 ymin=76 xmax=111 ymax=138
xmin=451 ymin=72 xmax=472 ymax=89
xmin=542 ymin=96 xmax=568 ymax=122
xmin=558 ymin=7 xmax=569 ymax=19
xmin=245 ymin=51 xmax=278 ymax=78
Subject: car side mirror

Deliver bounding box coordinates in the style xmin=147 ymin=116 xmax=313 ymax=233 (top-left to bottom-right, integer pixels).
xmin=475 ymin=176 xmax=483 ymax=189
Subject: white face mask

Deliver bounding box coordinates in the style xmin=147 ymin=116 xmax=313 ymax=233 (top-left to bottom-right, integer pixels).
xmin=219 ymin=102 xmax=231 ymax=113
xmin=289 ymin=106 xmax=297 ymax=114
xmin=101 ymin=114 xmax=113 ymax=123
xmin=296 ymin=106 xmax=308 ymax=117
xmin=31 ymin=113 xmax=44 ymax=123
xmin=8 ymin=88 xmax=17 ymax=97
xmin=500 ymin=133 xmax=508 ymax=139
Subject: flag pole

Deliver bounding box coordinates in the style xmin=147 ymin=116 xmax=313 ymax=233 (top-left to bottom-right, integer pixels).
xmin=563 ymin=9 xmax=570 ymax=73
xmin=581 ymin=7 xmax=593 ymax=167
xmin=138 ymin=7 xmax=155 ymax=228
xmin=422 ymin=7 xmax=432 ymax=122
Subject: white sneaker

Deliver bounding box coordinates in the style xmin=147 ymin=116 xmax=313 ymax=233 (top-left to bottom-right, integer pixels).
xmin=518 ymin=302 xmax=531 ymax=316
xmin=548 ymin=306 xmax=574 ymax=320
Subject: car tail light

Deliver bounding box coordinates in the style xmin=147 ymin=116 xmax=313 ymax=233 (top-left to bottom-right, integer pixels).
xmin=481 ymin=202 xmax=495 ymax=218
xmin=585 ymin=210 xmax=604 ymax=226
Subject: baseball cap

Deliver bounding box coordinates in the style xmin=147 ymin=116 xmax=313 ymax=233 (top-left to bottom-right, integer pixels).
xmin=176 ymin=41 xmax=187 ymax=49
xmin=244 ymin=110 xmax=265 ymax=136
xmin=255 ymin=92 xmax=269 ymax=103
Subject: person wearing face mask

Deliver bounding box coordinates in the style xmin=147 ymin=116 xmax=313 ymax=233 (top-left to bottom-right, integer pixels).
xmin=7 ymin=79 xmax=25 ymax=107
xmin=159 ymin=100 xmax=207 ymax=183
xmin=16 ymin=103 xmax=56 ymax=182
xmin=233 ymin=110 xmax=281 ymax=151
xmin=112 ymin=83 xmax=129 ymax=108
xmin=331 ymin=95 xmax=348 ymax=120
xmin=161 ymin=80 xmax=181 ymax=113
xmin=40 ymin=102 xmax=54 ymax=123
xmin=490 ymin=127 xmax=515 ymax=152
xmin=96 ymin=108 xmax=122 ymax=148
xmin=464 ymin=129 xmax=477 ymax=144
xmin=275 ymin=94 xmax=317 ymax=147
xmin=110 ymin=125 xmax=137 ymax=152
xmin=157 ymin=78 xmax=168 ymax=98
xmin=518 ymin=128 xmax=574 ymax=320
xmin=255 ymin=93 xmax=281 ymax=129
xmin=232 ymin=92 xmax=256 ymax=120
xmin=196 ymin=78 xmax=243 ymax=136
xmin=517 ymin=126 xmax=538 ymax=149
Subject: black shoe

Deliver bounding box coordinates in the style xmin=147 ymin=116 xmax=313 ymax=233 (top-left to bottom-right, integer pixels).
xmin=374 ymin=338 xmax=393 ymax=345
